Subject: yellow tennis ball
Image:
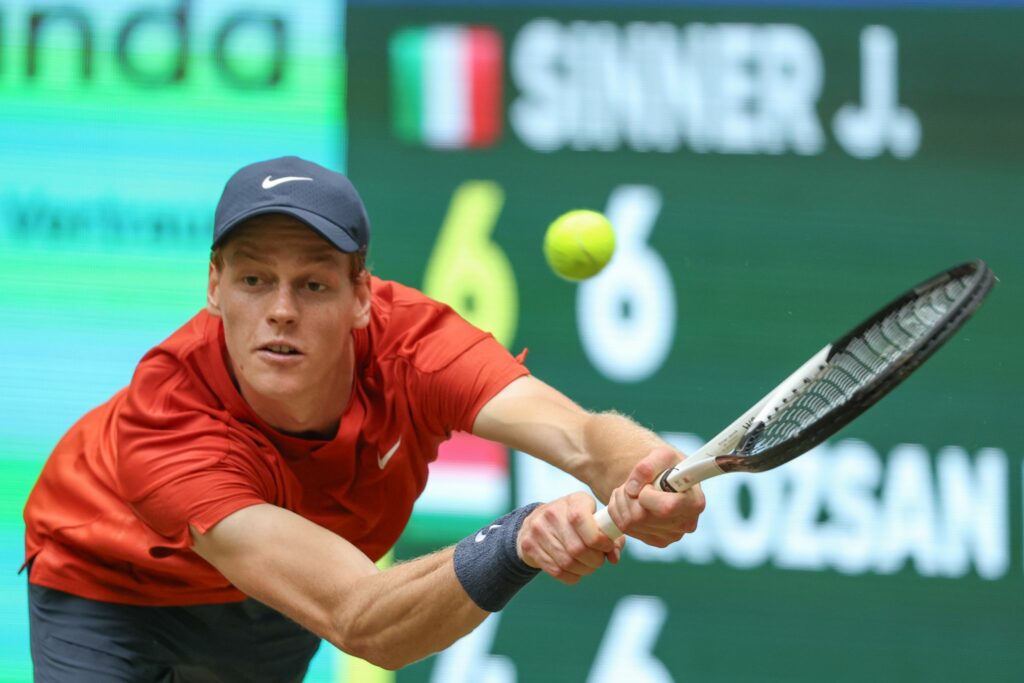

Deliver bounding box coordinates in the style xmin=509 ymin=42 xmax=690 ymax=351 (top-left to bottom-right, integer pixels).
xmin=543 ymin=210 xmax=616 ymax=281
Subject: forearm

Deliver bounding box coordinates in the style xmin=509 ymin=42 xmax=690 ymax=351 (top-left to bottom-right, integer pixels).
xmin=192 ymin=505 xmax=488 ymax=670
xmin=472 ymin=377 xmax=679 ymax=502
xmin=578 ymin=411 xmax=679 ymax=502
xmin=335 ymin=548 xmax=487 ymax=669
xmin=474 ymin=377 xmax=702 ymax=548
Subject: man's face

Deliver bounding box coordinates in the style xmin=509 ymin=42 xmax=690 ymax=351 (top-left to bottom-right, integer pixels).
xmin=207 ymin=217 xmax=370 ymax=413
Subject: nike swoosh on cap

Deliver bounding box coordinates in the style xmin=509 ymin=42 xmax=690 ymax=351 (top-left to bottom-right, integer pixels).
xmin=262 ymin=175 xmax=314 ymax=189
xmin=377 ymin=438 xmax=402 ymax=469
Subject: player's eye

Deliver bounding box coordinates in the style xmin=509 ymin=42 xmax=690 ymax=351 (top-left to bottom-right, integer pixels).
xmin=306 ymin=281 xmax=326 ymax=293
xmin=242 ymin=275 xmax=260 ymax=287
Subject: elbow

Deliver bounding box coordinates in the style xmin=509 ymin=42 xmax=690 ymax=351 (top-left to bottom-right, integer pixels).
xmin=370 ymin=655 xmax=408 ymax=672
xmin=337 ymin=638 xmax=406 ymax=671
xmin=333 ymin=640 xmax=409 ymax=671
xmin=331 ymin=613 xmax=414 ymax=671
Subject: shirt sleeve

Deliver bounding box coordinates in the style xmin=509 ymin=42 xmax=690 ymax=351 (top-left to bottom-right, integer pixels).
xmin=116 ymin=355 xmax=276 ymax=551
xmin=409 ymin=331 xmax=531 ymax=437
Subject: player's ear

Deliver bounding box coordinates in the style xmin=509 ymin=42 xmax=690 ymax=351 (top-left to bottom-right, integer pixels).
xmin=352 ymin=269 xmax=371 ymax=329
xmin=206 ymin=261 xmax=222 ymax=317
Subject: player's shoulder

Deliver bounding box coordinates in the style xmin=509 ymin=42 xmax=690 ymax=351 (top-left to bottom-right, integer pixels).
xmin=126 ymin=310 xmax=226 ymax=416
xmin=368 ymin=276 xmax=464 ymax=330
xmin=370 ymin=276 xmax=447 ymax=313
xmin=367 ymin=276 xmax=489 ymax=372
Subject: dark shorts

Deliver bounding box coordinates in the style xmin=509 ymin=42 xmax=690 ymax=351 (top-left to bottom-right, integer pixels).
xmin=28 ymin=581 xmax=321 ymax=683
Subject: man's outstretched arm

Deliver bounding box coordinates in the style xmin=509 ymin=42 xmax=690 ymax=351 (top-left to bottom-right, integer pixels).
xmin=473 ymin=375 xmax=706 ymax=547
xmin=190 ymin=493 xmax=614 ymax=670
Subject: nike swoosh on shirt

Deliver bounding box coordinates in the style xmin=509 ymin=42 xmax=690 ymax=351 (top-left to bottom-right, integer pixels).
xmin=377 ymin=438 xmax=402 ymax=469
xmin=475 ymin=524 xmax=501 ymax=543
xmin=261 ymin=175 xmax=313 ymax=189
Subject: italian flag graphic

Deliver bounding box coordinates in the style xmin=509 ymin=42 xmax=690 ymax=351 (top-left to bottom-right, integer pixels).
xmin=389 ymin=25 xmax=503 ymax=149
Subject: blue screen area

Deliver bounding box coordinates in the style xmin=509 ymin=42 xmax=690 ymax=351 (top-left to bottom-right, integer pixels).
xmin=1 ymin=1 xmax=345 ymax=680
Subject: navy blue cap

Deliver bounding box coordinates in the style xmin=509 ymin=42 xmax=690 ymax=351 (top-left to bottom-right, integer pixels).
xmin=213 ymin=156 xmax=370 ymax=252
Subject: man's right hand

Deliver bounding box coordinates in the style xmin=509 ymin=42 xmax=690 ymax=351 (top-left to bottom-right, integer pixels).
xmin=515 ymin=492 xmax=625 ymax=585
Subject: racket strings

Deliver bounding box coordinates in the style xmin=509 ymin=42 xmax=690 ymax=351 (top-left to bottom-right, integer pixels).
xmin=744 ymin=272 xmax=974 ymax=455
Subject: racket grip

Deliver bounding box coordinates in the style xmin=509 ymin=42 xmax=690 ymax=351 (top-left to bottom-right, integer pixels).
xmin=591 ymin=470 xmax=679 ymax=540
xmin=594 ymin=506 xmax=623 ymax=540
xmin=592 ymin=458 xmax=718 ymax=541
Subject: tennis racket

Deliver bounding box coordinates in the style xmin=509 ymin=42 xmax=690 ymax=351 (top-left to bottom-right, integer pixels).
xmin=595 ymin=259 xmax=995 ymax=539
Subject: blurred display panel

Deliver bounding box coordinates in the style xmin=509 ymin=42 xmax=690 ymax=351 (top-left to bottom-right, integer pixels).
xmin=346 ymin=2 xmax=1023 ymax=682
xmin=0 ymin=1 xmax=344 ymax=680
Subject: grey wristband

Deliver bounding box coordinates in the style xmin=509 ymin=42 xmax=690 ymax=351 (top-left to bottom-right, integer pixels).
xmin=453 ymin=503 xmax=542 ymax=612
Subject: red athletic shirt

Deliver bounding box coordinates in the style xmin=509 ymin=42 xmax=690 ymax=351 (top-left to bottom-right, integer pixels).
xmin=23 ymin=277 xmax=529 ymax=606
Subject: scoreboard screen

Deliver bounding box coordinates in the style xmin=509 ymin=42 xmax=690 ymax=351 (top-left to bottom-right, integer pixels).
xmin=346 ymin=2 xmax=1023 ymax=681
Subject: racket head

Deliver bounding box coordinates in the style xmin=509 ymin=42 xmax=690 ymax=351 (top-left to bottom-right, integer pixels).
xmin=715 ymin=259 xmax=995 ymax=474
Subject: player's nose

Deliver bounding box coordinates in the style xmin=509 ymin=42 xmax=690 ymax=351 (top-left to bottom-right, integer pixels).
xmin=267 ymin=284 xmax=299 ymax=325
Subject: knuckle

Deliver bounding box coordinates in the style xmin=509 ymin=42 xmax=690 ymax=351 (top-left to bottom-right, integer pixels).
xmin=617 ymin=510 xmax=633 ymax=530
xmin=566 ymin=540 xmax=585 ymax=557
xmin=658 ymin=500 xmax=678 ymax=517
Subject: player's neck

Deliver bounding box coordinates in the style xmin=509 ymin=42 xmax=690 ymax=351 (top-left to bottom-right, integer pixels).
xmin=238 ymin=344 xmax=355 ymax=439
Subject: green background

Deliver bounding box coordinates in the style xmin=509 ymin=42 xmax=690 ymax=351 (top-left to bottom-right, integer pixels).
xmin=346 ymin=4 xmax=1023 ymax=682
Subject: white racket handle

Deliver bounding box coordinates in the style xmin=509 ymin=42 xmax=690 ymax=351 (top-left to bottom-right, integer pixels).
xmin=593 ymin=346 xmax=833 ymax=539
xmin=594 ymin=507 xmax=622 ymax=539
xmin=593 ymin=390 xmax=774 ymax=539
xmin=593 ymin=456 xmax=727 ymax=539
xmin=591 ymin=415 xmax=750 ymax=540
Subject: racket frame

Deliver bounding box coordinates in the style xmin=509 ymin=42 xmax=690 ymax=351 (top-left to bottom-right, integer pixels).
xmin=593 ymin=260 xmax=994 ymax=541
xmin=594 ymin=347 xmax=831 ymax=538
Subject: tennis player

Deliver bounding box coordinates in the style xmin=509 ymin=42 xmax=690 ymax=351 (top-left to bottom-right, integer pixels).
xmin=23 ymin=156 xmax=704 ymax=681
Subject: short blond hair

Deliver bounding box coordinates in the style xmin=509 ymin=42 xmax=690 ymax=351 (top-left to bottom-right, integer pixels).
xmin=210 ymin=214 xmax=368 ymax=284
